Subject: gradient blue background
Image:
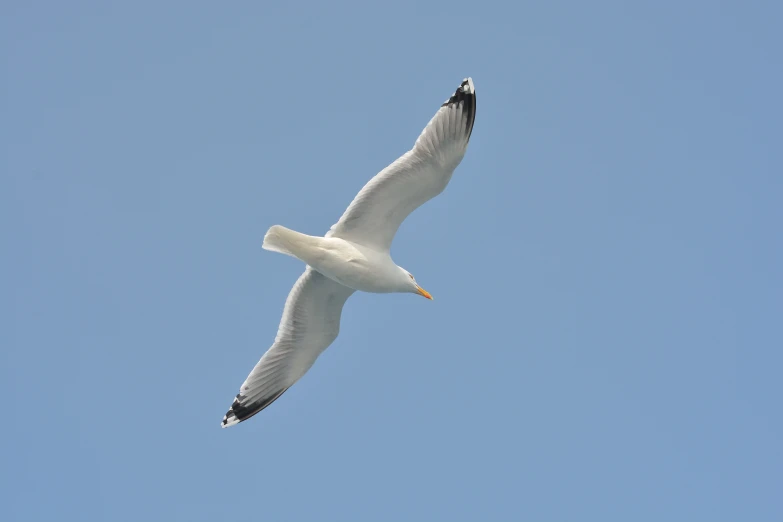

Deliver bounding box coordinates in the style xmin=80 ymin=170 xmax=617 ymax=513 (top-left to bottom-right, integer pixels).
xmin=3 ymin=2 xmax=782 ymax=520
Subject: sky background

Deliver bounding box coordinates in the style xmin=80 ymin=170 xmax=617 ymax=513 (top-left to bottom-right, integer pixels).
xmin=2 ymin=1 xmax=782 ymax=521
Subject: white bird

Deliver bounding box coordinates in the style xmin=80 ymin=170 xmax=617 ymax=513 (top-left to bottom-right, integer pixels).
xmin=222 ymin=78 xmax=476 ymax=427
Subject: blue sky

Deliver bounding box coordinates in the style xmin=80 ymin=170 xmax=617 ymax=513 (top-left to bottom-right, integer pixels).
xmin=2 ymin=1 xmax=782 ymax=520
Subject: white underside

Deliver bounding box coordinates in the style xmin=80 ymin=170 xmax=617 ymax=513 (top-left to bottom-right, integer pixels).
xmin=263 ymin=225 xmax=402 ymax=293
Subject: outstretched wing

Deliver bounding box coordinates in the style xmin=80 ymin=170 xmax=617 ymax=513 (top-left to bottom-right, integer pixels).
xmin=221 ymin=268 xmax=355 ymax=427
xmin=327 ymin=78 xmax=476 ymax=252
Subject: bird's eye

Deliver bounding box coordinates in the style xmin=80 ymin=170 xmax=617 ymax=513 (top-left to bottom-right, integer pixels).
xmin=409 ymin=274 xmax=414 ymax=280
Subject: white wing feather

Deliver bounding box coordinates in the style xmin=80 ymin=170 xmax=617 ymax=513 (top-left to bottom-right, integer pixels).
xmin=327 ymin=78 xmax=476 ymax=252
xmin=221 ymin=268 xmax=354 ymax=427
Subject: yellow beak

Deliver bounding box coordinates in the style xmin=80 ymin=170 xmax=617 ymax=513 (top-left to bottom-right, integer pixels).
xmin=416 ymin=285 xmax=433 ymax=300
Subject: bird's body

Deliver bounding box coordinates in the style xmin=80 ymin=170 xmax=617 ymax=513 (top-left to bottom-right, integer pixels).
xmin=221 ymin=78 xmax=476 ymax=427
xmin=262 ymin=226 xmax=406 ymax=294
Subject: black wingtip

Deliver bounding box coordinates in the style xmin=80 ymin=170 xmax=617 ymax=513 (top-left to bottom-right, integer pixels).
xmin=220 ymin=389 xmax=289 ymax=428
xmin=441 ymin=77 xmax=475 ymax=107
xmin=441 ymin=77 xmax=476 ymax=140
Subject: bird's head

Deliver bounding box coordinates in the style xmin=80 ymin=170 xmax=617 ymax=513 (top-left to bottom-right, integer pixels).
xmin=400 ymin=268 xmax=433 ymax=300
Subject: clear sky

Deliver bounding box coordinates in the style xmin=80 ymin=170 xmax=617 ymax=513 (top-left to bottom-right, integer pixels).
xmin=3 ymin=1 xmax=782 ymax=521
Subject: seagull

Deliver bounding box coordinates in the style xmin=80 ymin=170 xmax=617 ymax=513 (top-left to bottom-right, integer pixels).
xmin=222 ymin=78 xmax=476 ymax=427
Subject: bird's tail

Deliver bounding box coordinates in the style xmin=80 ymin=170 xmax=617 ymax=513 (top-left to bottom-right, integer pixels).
xmin=262 ymin=225 xmax=317 ymax=261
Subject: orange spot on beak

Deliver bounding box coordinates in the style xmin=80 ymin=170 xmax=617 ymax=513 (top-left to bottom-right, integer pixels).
xmin=416 ymin=286 xmax=433 ymax=300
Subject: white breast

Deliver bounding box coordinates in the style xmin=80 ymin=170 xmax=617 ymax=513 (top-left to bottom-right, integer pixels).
xmin=311 ymin=238 xmax=400 ymax=293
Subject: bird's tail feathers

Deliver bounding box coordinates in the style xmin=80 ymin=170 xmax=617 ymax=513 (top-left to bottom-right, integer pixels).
xmin=262 ymin=225 xmax=314 ymax=260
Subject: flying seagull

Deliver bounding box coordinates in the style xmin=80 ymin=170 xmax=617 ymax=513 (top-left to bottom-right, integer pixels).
xmin=222 ymin=78 xmax=476 ymax=427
